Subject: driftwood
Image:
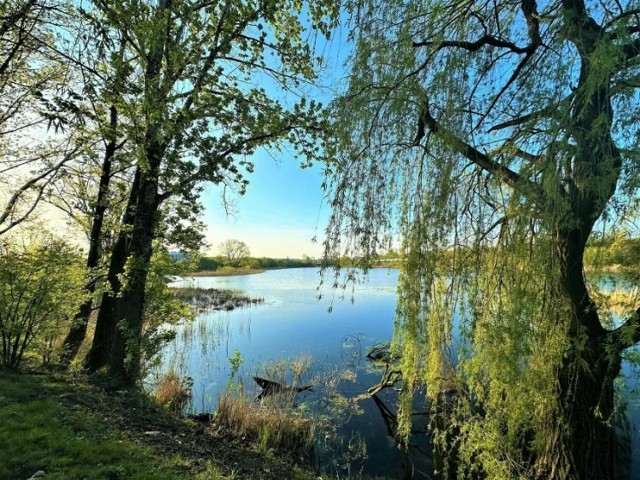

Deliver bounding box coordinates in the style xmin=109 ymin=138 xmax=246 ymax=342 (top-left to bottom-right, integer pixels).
xmin=253 ymin=376 xmax=313 ymax=400
xmin=366 ymin=342 xmax=399 ymax=363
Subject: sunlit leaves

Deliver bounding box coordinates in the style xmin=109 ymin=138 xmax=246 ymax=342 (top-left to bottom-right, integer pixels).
xmin=327 ymin=0 xmax=640 ymax=477
xmin=0 ymin=233 xmax=87 ymax=368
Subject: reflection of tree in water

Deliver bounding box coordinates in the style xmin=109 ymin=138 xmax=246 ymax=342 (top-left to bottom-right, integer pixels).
xmin=362 ymin=342 xmax=635 ymax=480
xmin=369 ymin=394 xmax=434 ymax=480
xmin=355 ymin=342 xmax=436 ymax=479
xmin=614 ymin=399 xmax=633 ymax=478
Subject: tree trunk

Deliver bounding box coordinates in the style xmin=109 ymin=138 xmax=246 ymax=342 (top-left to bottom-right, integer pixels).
xmin=60 ymin=106 xmax=118 ymax=365
xmin=547 ymin=227 xmax=623 ymax=479
xmin=554 ymin=337 xmax=621 ymax=479
xmin=89 ymin=10 xmax=169 ymax=384
xmin=106 ymin=121 xmax=165 ymax=385
xmin=107 ymin=170 xmax=159 ymax=386
xmin=84 ymin=167 xmax=141 ymax=373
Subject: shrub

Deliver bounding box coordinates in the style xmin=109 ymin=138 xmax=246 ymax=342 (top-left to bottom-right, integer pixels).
xmin=0 ymin=237 xmax=86 ymax=368
xmin=141 ymin=247 xmax=196 ymax=373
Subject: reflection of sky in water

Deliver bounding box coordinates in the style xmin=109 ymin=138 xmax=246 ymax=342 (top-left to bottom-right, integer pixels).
xmin=157 ymin=268 xmax=640 ymax=478
xmin=164 ymin=268 xmax=399 ymax=394
xmin=587 ymin=274 xmax=640 ymax=476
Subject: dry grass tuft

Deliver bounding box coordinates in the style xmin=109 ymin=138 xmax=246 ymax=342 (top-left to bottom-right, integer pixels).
xmin=152 ymin=370 xmax=192 ymax=413
xmin=215 ymin=394 xmax=313 ymax=454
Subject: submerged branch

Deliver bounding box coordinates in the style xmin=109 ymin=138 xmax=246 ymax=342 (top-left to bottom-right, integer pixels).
xmin=353 ymin=368 xmax=403 ymax=402
xmin=354 ymin=343 xmax=403 ymax=401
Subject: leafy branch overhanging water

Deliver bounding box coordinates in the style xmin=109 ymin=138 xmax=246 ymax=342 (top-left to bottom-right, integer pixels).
xmin=323 ymin=0 xmax=640 ymax=478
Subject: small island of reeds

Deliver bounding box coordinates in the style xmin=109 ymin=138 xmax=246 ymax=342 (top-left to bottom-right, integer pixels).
xmin=170 ymin=287 xmax=264 ymax=312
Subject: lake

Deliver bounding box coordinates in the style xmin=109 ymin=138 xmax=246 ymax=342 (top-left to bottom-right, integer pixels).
xmin=160 ymin=267 xmax=639 ymax=479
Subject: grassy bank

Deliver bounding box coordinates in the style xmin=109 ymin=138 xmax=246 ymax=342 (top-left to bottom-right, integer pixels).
xmin=0 ymin=371 xmax=317 ymax=480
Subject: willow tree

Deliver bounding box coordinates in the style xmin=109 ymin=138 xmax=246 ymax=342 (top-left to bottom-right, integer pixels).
xmin=327 ymin=0 xmax=640 ymax=478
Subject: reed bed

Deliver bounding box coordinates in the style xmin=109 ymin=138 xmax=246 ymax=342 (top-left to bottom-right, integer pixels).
xmin=171 ymin=287 xmax=264 ymax=312
xmin=215 ymin=393 xmax=314 ymax=455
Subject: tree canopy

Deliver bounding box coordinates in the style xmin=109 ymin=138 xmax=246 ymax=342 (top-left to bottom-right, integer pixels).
xmin=0 ymin=1 xmax=82 ymax=235
xmin=72 ymin=0 xmax=340 ymax=384
xmin=218 ymin=239 xmax=251 ymax=267
xmin=0 ymin=0 xmax=340 ymax=387
xmin=326 ymin=0 xmax=640 ymax=477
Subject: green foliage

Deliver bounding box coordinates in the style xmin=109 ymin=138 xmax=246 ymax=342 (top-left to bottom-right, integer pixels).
xmin=73 ymin=0 xmax=341 ymax=384
xmin=248 ymin=256 xmax=316 ymax=269
xmin=198 ymin=256 xmax=223 ymax=271
xmin=218 ymin=240 xmax=251 ymax=268
xmin=81 ymin=0 xmax=341 ymax=208
xmin=227 ymin=349 xmax=244 ymax=393
xmin=141 ymin=247 xmax=196 ymax=371
xmin=326 ymin=0 xmax=640 ymax=477
xmin=197 ymin=255 xmax=316 ymax=271
xmin=585 ymin=236 xmax=640 ymax=271
xmin=0 ymin=2 xmax=80 ymax=235
xmin=0 ymin=235 xmax=87 ymax=368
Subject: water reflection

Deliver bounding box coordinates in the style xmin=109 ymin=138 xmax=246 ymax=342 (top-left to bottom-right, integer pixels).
xmin=154 ymin=268 xmax=639 ymax=479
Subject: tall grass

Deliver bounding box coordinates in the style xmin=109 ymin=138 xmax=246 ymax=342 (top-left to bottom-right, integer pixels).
xmin=152 ymin=370 xmax=193 ymax=413
xmin=215 ymin=393 xmax=314 ymax=455
xmin=171 ymin=287 xmax=263 ymax=312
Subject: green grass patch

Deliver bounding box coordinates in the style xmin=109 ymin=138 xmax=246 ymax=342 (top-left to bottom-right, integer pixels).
xmin=0 ymin=373 xmax=226 ymax=480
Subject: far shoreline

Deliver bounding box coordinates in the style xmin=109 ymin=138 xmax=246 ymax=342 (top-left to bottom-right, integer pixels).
xmin=189 ymin=268 xmax=266 ymax=277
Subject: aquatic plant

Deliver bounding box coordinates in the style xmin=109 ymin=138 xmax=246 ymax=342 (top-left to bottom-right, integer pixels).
xmin=170 ymin=287 xmax=264 ymax=312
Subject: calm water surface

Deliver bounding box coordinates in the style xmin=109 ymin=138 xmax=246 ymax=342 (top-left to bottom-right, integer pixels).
xmin=161 ymin=267 xmax=639 ymax=479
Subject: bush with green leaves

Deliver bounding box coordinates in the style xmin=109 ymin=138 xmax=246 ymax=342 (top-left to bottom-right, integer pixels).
xmin=139 ymin=247 xmax=196 ymax=373
xmin=0 ymin=237 xmax=86 ymax=368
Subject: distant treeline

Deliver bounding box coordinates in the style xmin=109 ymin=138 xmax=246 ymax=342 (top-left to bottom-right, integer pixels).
xmin=196 ymin=239 xmax=640 ymax=273
xmin=585 ymin=237 xmax=640 ymax=270
xmin=197 ymin=255 xmax=317 ymax=271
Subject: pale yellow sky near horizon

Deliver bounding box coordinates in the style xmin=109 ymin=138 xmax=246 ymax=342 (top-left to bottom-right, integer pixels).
xmin=201 ymin=156 xmax=329 ymax=259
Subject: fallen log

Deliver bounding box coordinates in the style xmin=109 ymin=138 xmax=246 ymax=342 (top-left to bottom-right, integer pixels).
xmin=366 ymin=342 xmax=398 ymax=363
xmin=253 ymin=376 xmax=313 ymax=400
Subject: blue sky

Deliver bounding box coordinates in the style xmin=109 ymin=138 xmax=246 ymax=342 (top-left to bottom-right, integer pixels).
xmin=200 ymin=20 xmax=351 ymax=259
xmin=201 ymin=154 xmax=329 ymax=258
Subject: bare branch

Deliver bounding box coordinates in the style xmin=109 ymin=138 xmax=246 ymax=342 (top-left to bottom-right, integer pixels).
xmin=489 ymin=143 xmax=542 ymax=163
xmin=413 ymin=34 xmax=534 ymax=54
xmin=415 ymin=98 xmax=535 ymax=193
xmin=488 ymin=94 xmax=572 ymax=132
xmin=603 ymin=8 xmax=640 ymax=32
xmin=0 ymin=147 xmax=79 ymax=232
xmin=0 ymin=180 xmax=46 ymax=235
